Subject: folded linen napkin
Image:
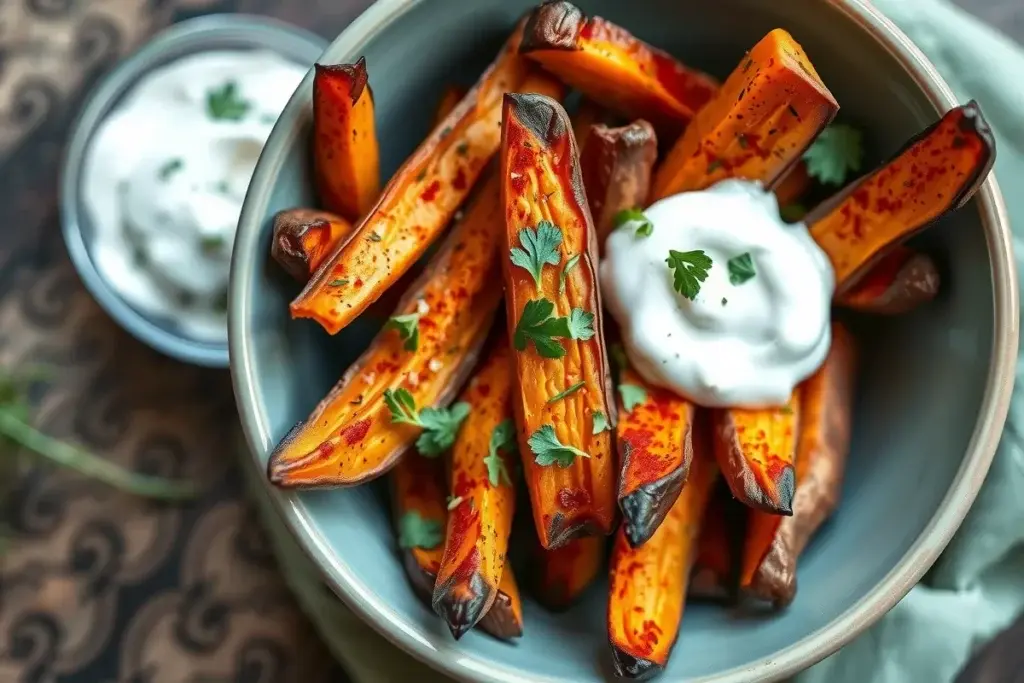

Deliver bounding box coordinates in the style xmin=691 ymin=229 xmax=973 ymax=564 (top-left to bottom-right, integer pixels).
xmin=252 ymin=0 xmax=1024 ymax=680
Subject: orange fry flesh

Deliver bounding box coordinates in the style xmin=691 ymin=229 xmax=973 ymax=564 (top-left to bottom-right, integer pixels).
xmin=313 ymin=58 xmax=381 ymax=222
xmin=616 ymin=367 xmax=695 ymax=548
xmin=809 ymin=101 xmax=995 ymax=289
xmin=608 ymin=422 xmax=718 ymax=679
xmin=267 ymin=173 xmax=504 ymax=487
xmin=391 ymin=452 xmax=447 ymax=601
xmin=292 ymin=25 xmax=564 ymax=334
xmin=271 ymin=208 xmax=355 ymax=282
xmin=521 ymin=1 xmax=718 ymax=135
xmin=500 ymin=92 xmax=617 ymax=549
xmin=433 ymin=343 xmax=517 ymax=639
xmin=533 ymin=535 xmax=605 ymax=610
xmin=651 ymin=28 xmax=838 ymax=201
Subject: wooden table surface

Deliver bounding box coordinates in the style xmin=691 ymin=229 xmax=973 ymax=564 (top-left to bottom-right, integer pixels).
xmin=0 ymin=1 xmax=1019 ymax=682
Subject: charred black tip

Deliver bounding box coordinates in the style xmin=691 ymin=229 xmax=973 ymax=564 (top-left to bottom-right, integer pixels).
xmin=546 ymin=513 xmax=601 ymax=549
xmin=313 ymin=58 xmax=370 ymax=103
xmin=619 ymin=469 xmax=687 ymax=548
xmin=951 ymin=99 xmax=996 ymax=210
xmin=774 ymin=466 xmax=796 ymax=516
xmin=432 ymin=572 xmax=492 ymax=640
xmin=521 ymin=0 xmax=584 ymax=53
xmin=611 ymin=647 xmax=662 ymax=680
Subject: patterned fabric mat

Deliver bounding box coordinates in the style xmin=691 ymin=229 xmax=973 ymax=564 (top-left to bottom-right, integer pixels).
xmin=0 ymin=1 xmax=1020 ymax=682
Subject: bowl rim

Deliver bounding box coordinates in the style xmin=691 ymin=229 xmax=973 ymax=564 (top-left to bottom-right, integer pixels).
xmin=229 ymin=0 xmax=1019 ymax=680
xmin=60 ymin=13 xmax=327 ymax=368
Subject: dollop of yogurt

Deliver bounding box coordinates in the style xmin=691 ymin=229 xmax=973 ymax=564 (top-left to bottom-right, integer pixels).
xmin=600 ymin=179 xmax=834 ymax=408
xmin=82 ymin=50 xmax=308 ymax=341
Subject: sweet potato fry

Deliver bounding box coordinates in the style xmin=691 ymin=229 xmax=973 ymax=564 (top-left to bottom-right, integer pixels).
xmin=500 ymin=93 xmax=617 ymax=548
xmin=741 ymin=323 xmax=856 ymax=607
xmin=521 ymin=1 xmax=718 ymax=136
xmin=808 ymin=100 xmax=995 ymax=289
xmin=532 ymin=536 xmax=605 ymax=610
xmin=433 ymin=343 xmax=517 ymax=639
xmin=267 ymin=172 xmax=504 ymax=487
xmin=292 ymin=25 xmax=564 ymax=334
xmin=578 ymin=121 xmax=659 ymax=247
xmin=837 ymin=245 xmax=941 ymax=314
xmin=434 ymin=85 xmax=468 ymax=124
xmin=391 ymin=452 xmax=447 ymax=601
xmin=616 ymin=366 xmax=694 ymax=548
xmin=477 ymin=568 xmax=524 ymax=639
xmin=713 ymin=391 xmax=800 ymax=515
xmin=313 ymin=58 xmax=381 ymax=222
xmin=271 ymin=208 xmax=354 ymax=282
xmin=608 ymin=420 xmax=718 ymax=680
xmin=689 ymin=484 xmax=741 ymax=601
xmin=651 ymin=29 xmax=838 ymax=201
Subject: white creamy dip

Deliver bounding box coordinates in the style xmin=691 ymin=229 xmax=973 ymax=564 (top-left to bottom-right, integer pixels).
xmin=600 ymin=179 xmax=834 ymax=408
xmin=82 ymin=50 xmax=308 ymax=341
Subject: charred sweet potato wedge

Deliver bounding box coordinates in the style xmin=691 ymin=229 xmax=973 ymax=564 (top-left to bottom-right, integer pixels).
xmin=608 ymin=421 xmax=718 ymax=680
xmin=391 ymin=452 xmax=447 ymax=601
xmin=521 ymin=1 xmax=718 ymax=136
xmin=713 ymin=391 xmax=801 ymax=515
xmin=808 ymin=101 xmax=995 ymax=289
xmin=433 ymin=343 xmax=517 ymax=639
xmin=837 ymin=245 xmax=941 ymax=314
xmin=578 ymin=121 xmax=659 ymax=247
xmin=500 ymin=93 xmax=617 ymax=549
xmin=616 ymin=367 xmax=695 ymax=548
xmin=313 ymin=59 xmax=381 ymax=222
xmin=741 ymin=323 xmax=856 ymax=607
xmin=651 ymin=29 xmax=838 ymax=201
xmin=477 ymin=567 xmax=524 ymax=639
xmin=292 ymin=25 xmax=564 ymax=334
xmin=266 ymin=172 xmax=504 ymax=487
xmin=689 ymin=484 xmax=741 ymax=602
xmin=271 ymin=208 xmax=354 ymax=282
xmin=532 ymin=535 xmax=605 ymax=610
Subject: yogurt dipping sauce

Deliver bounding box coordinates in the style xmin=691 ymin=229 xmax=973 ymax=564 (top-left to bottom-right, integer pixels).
xmin=82 ymin=50 xmax=308 ymax=341
xmin=601 ymin=179 xmax=835 ymax=408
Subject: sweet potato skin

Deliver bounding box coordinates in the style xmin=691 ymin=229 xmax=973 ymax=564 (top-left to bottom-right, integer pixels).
xmin=520 ymin=1 xmax=718 ymax=135
xmin=391 ymin=453 xmax=447 ymax=602
xmin=808 ymin=101 xmax=995 ymax=289
xmin=532 ymin=535 xmax=605 ymax=610
xmin=651 ymin=28 xmax=838 ymax=201
xmin=477 ymin=568 xmax=524 ymax=639
xmin=313 ymin=59 xmax=380 ymax=222
xmin=271 ymin=208 xmax=354 ymax=281
xmin=578 ymin=121 xmax=659 ymax=247
xmin=293 ymin=26 xmax=564 ymax=334
xmin=432 ymin=343 xmax=517 ymax=639
xmin=500 ymin=93 xmax=617 ymax=549
xmin=837 ymin=245 xmax=941 ymax=314
xmin=743 ymin=323 xmax=857 ymax=607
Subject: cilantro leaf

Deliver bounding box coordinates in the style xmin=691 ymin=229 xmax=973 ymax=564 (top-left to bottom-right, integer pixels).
xmin=528 ymin=424 xmax=590 ymax=467
xmin=206 ymin=81 xmax=251 ymax=121
xmin=158 ymin=158 xmax=183 ymax=181
xmin=484 ymin=418 xmax=517 ymax=487
xmin=397 ymin=511 xmax=443 ymax=550
xmin=416 ymin=401 xmax=471 ymax=456
xmin=803 ymin=123 xmax=864 ymax=186
xmin=383 ymin=388 xmax=420 ymax=425
xmin=592 ymin=411 xmax=610 ymax=434
xmin=510 ymin=221 xmax=562 ymax=289
xmin=666 ymin=249 xmax=713 ymax=301
xmin=614 ymin=208 xmax=654 ymax=237
xmin=619 ymin=383 xmax=647 ymax=413
xmin=513 ymin=298 xmax=572 ymax=359
xmin=559 ymin=253 xmax=581 ymax=295
xmin=548 ymin=381 xmax=585 ymax=404
xmin=385 ymin=313 xmax=420 ymax=352
xmin=727 ymin=253 xmax=756 ymax=285
xmin=567 ymin=308 xmax=595 ymax=341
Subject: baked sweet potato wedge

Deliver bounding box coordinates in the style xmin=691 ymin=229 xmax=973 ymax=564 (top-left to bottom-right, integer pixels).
xmin=271 ymin=208 xmax=354 ymax=282
xmin=689 ymin=484 xmax=741 ymax=601
xmin=741 ymin=323 xmax=856 ymax=607
xmin=578 ymin=121 xmax=659 ymax=247
xmin=521 ymin=1 xmax=718 ymax=136
xmin=608 ymin=420 xmax=718 ymax=680
xmin=267 ymin=172 xmax=504 ymax=487
xmin=616 ymin=367 xmax=695 ymax=548
xmin=477 ymin=567 xmax=524 ymax=639
xmin=433 ymin=343 xmax=518 ymax=639
xmin=532 ymin=535 xmax=605 ymax=610
xmin=500 ymin=92 xmax=617 ymax=549
xmin=651 ymin=28 xmax=838 ymax=201
xmin=292 ymin=25 xmax=564 ymax=334
xmin=313 ymin=59 xmax=381 ymax=222
xmin=713 ymin=391 xmax=801 ymax=515
xmin=837 ymin=245 xmax=941 ymax=314
xmin=808 ymin=100 xmax=995 ymax=289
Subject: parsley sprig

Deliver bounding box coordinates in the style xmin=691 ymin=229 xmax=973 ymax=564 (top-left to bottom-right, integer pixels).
xmin=666 ymin=250 xmax=713 ymax=301
xmin=513 ymin=299 xmax=594 ymax=359
xmin=803 ymin=123 xmax=863 ymax=186
xmin=483 ymin=419 xmax=516 ymax=487
xmin=727 ymin=253 xmax=756 ymax=285
xmin=398 ymin=511 xmax=442 ymax=549
xmin=619 ymin=384 xmax=648 ymax=413
xmin=528 ymin=424 xmax=589 ymax=468
xmin=382 ymin=388 xmax=470 ymax=456
xmin=614 ymin=208 xmax=654 ymax=237
xmin=592 ymin=411 xmax=610 ymax=434
xmin=510 ymin=221 xmax=562 ymax=288
xmin=206 ymin=81 xmax=251 ymax=122
xmin=385 ymin=313 xmax=420 ymax=352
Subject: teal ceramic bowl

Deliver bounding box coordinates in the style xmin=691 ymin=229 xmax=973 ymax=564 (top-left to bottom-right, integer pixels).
xmin=230 ymin=0 xmax=1017 ymax=681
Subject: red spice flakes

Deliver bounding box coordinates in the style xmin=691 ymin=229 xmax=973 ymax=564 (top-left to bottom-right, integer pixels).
xmin=621 ymin=428 xmax=667 ymax=488
xmin=420 ymin=180 xmax=441 ymax=202
xmin=557 ymin=487 xmax=592 ymax=512
xmin=340 ymin=418 xmax=372 ymax=446
xmin=313 ymin=441 xmax=335 ymax=461
xmin=452 ymin=168 xmax=467 ymax=191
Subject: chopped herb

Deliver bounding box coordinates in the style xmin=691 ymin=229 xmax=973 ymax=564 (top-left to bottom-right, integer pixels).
xmin=528 ymin=424 xmax=589 ymax=468
xmin=398 ymin=511 xmax=442 ymax=549
xmin=614 ymin=208 xmax=654 ymax=237
xmin=513 ymin=298 xmax=572 ymax=359
xmin=206 ymin=81 xmax=251 ymax=121
xmin=779 ymin=203 xmax=808 ymax=223
xmin=510 ymin=221 xmax=563 ymax=289
xmin=199 ymin=235 xmax=225 ymax=255
xmin=803 ymin=123 xmax=864 ymax=186
xmin=446 ymin=495 xmax=465 ymax=510
xmin=707 ymin=159 xmax=723 ymax=173
xmin=721 ymin=297 xmax=728 ymax=306
xmin=456 ymin=141 xmax=470 ymax=156
xmin=592 ymin=411 xmax=610 ymax=434
xmin=385 ymin=313 xmax=420 ymax=352
xmin=157 ymin=158 xmax=183 ymax=181
xmin=382 ymin=388 xmax=471 ymax=456
xmin=559 ymin=253 xmax=580 ymax=295
xmin=484 ymin=418 xmax=516 ymax=487
xmin=329 ymin=279 xmax=350 ymax=287
xmin=619 ymin=383 xmax=647 ymax=413
xmin=547 ymin=381 xmax=585 ymax=404
xmin=415 ymin=169 xmax=427 ymax=182
xmin=727 ymin=252 xmax=756 ymax=285
xmin=738 ymin=134 xmax=749 ymax=149
xmin=368 ymin=231 xmax=382 ymax=242
xmin=214 ymin=180 xmax=231 ymax=195
xmin=666 ymin=249 xmax=713 ymax=301
xmin=566 ymin=308 xmax=595 ymax=341
xmin=440 ymin=126 xmax=453 ymax=138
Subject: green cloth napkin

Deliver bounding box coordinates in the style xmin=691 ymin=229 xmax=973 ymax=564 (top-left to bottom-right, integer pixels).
xmin=251 ymin=0 xmax=1024 ymax=680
